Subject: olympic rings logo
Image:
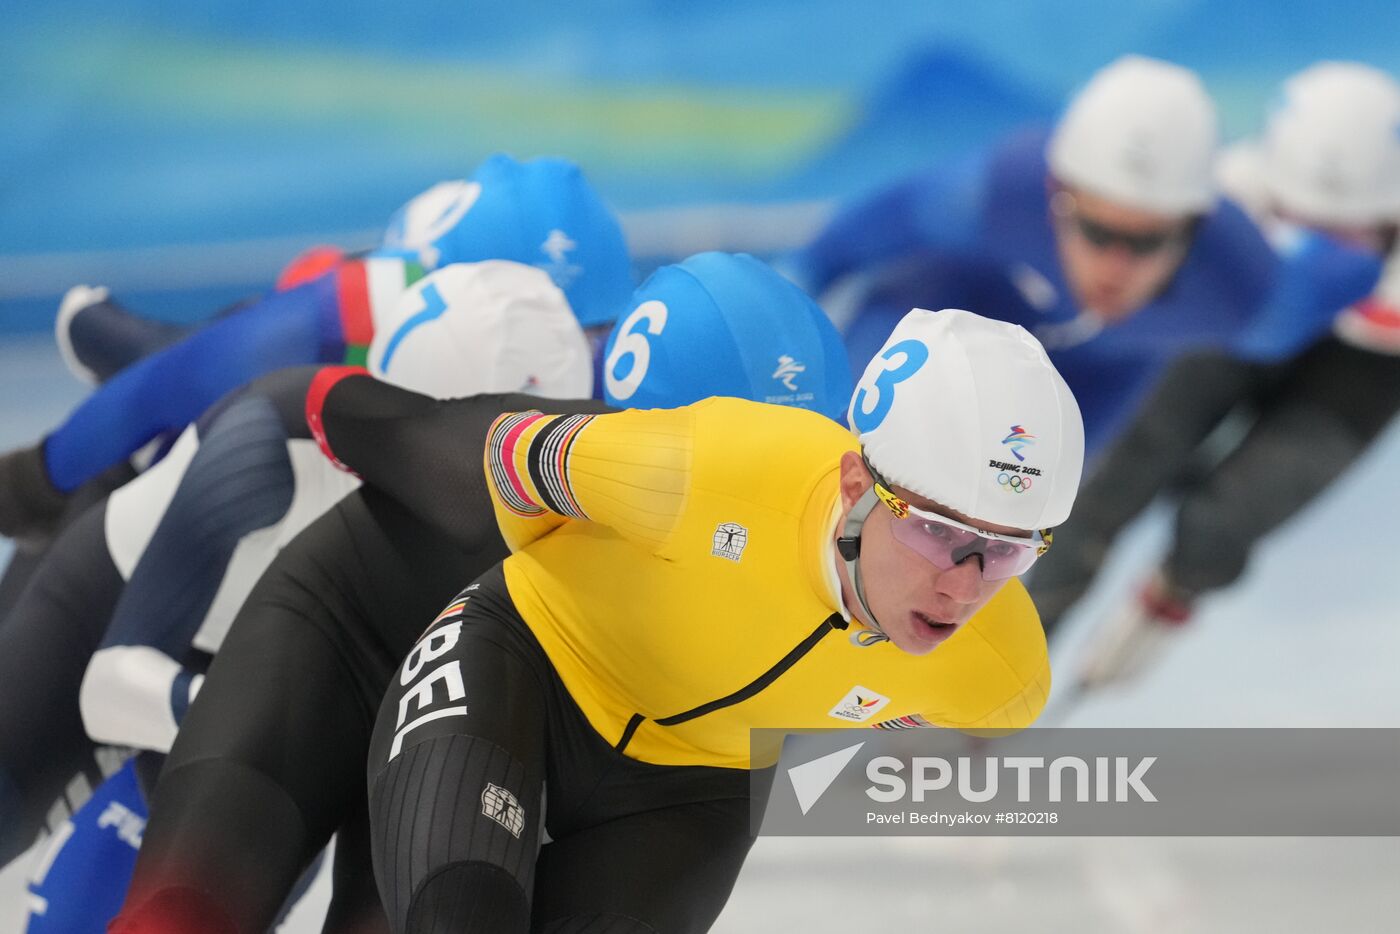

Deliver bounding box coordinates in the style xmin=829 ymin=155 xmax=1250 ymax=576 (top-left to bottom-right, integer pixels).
xmin=997 ymin=472 xmax=1032 ymax=493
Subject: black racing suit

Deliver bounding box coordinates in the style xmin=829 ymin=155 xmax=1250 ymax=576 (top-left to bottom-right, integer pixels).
xmin=113 ymin=376 xmax=727 ymax=934
xmin=1030 ymin=337 xmax=1400 ymax=632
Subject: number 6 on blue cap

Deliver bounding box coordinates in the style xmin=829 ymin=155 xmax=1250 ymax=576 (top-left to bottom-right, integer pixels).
xmin=605 ymin=300 xmax=669 ymax=401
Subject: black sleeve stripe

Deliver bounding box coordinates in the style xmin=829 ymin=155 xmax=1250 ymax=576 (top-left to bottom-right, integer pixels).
xmin=525 ymin=414 xmax=594 ymax=520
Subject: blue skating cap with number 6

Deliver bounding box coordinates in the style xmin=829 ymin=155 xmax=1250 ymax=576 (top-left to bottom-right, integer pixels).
xmin=602 ymin=252 xmax=853 ymax=420
xmin=850 ymin=308 xmax=1084 ymax=529
xmin=381 ymin=154 xmax=634 ymax=329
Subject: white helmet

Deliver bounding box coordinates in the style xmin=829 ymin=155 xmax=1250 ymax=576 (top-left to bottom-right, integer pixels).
xmin=849 ymin=308 xmax=1084 ymax=530
xmin=1048 ymin=55 xmax=1218 ymax=216
xmin=1262 ymin=62 xmax=1400 ymax=226
xmin=368 ymin=261 xmax=593 ymax=400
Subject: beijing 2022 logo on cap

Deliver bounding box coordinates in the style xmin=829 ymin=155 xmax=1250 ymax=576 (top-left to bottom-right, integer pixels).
xmin=1001 ymin=425 xmax=1036 ymax=461
xmin=772 ymin=355 xmax=806 ymax=391
xmin=537 ymin=228 xmax=581 ymax=289
xmin=766 ymin=356 xmax=816 ymax=406
xmin=989 ymin=424 xmax=1043 ymax=491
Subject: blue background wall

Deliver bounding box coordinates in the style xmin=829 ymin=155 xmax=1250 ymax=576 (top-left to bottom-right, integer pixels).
xmin=4 ymin=0 xmax=1400 ymax=329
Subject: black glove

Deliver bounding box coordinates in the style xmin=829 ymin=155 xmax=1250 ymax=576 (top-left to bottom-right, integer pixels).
xmin=0 ymin=442 xmax=69 ymax=551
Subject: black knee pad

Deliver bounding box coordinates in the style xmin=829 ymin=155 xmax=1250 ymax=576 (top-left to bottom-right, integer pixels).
xmin=371 ymin=735 xmax=541 ymax=934
xmin=126 ymin=758 xmax=314 ymax=933
xmin=406 ymin=861 xmax=530 ymax=934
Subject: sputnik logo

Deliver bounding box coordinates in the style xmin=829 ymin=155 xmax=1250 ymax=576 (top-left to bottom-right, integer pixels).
xmin=787 ymin=742 xmax=865 ymax=815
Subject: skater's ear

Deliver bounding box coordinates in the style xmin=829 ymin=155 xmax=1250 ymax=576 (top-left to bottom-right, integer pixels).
xmin=839 ymin=450 xmax=873 ymax=512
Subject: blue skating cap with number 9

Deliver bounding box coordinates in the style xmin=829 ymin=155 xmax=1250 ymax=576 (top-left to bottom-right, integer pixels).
xmin=602 ymin=252 xmax=853 ymax=421
xmin=850 ymin=308 xmax=1084 ymax=529
xmin=381 ymin=154 xmax=634 ymax=329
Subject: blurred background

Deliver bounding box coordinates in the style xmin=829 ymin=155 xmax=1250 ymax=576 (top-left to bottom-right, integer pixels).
xmin=6 ymin=0 xmax=1400 ymax=328
xmin=4 ymin=1 xmax=1400 ymax=931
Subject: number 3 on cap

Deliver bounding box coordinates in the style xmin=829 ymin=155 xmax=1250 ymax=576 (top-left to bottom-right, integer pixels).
xmin=851 ymin=339 xmax=929 ymax=432
xmin=605 ymin=300 xmax=669 ymax=401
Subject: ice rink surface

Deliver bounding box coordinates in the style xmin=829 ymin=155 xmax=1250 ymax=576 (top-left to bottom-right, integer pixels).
xmin=1 ymin=332 xmax=1397 ymax=932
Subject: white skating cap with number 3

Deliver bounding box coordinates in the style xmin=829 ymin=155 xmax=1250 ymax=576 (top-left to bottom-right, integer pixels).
xmin=1048 ymin=55 xmax=1218 ymax=216
xmin=849 ymin=308 xmax=1084 ymax=530
xmin=369 ymin=260 xmax=593 ymax=401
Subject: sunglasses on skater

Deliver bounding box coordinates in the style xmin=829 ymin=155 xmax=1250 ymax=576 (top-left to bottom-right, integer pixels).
xmin=866 ymin=456 xmax=1051 ymax=582
xmin=1051 ymin=190 xmax=1191 ymax=257
xmin=1073 ymin=215 xmax=1189 ymax=256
